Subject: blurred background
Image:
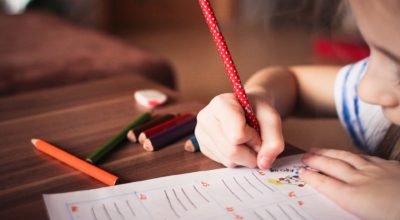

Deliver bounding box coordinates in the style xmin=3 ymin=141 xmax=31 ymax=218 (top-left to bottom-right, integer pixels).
xmin=1 ymin=0 xmax=368 ymax=150
xmin=0 ymin=0 xmax=368 ymax=101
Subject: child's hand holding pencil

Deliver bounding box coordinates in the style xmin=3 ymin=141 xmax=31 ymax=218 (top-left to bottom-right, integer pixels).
xmin=195 ymin=92 xmax=284 ymax=169
xmin=196 ymin=0 xmax=284 ymax=170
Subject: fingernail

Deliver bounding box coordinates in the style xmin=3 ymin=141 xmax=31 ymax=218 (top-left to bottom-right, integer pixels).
xmin=298 ymin=168 xmax=306 ymax=180
xmin=259 ymin=156 xmax=272 ymax=169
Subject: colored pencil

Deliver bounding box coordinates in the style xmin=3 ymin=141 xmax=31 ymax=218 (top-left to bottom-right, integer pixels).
xmin=86 ymin=112 xmax=151 ymax=164
xmin=138 ymin=113 xmax=194 ymax=144
xmin=143 ymin=117 xmax=197 ymax=151
xmin=32 ymin=139 xmax=118 ymax=186
xmin=126 ymin=114 xmax=175 ymax=143
xmin=184 ymin=135 xmax=200 ymax=153
xmin=199 ymin=0 xmax=260 ymax=133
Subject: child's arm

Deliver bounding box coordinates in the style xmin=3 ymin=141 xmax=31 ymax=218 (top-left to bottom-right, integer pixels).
xmin=245 ymin=65 xmax=340 ymax=118
xmin=195 ymin=65 xmax=340 ymax=169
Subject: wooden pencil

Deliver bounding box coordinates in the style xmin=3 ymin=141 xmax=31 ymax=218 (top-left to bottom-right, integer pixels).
xmin=32 ymin=139 xmax=118 ymax=186
xmin=138 ymin=113 xmax=194 ymax=144
xmin=86 ymin=112 xmax=151 ymax=164
xmin=126 ymin=114 xmax=175 ymax=143
xmin=199 ymin=0 xmax=260 ymax=133
xmin=184 ymin=135 xmax=200 ymax=152
xmin=143 ymin=117 xmax=197 ymax=151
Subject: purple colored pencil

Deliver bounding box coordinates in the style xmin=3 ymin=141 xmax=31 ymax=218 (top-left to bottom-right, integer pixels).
xmin=143 ymin=117 xmax=197 ymax=151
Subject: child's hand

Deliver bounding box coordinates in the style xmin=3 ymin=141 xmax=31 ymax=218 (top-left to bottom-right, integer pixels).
xmin=195 ymin=93 xmax=284 ymax=169
xmin=300 ymin=148 xmax=400 ymax=220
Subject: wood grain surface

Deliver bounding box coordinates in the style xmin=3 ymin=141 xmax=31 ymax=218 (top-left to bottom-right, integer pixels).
xmin=0 ymin=75 xmax=301 ymax=220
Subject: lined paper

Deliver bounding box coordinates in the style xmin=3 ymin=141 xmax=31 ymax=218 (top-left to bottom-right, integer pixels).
xmin=44 ymin=154 xmax=357 ymax=220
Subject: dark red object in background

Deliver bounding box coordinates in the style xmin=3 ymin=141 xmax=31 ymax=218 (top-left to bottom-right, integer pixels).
xmin=313 ymin=37 xmax=370 ymax=62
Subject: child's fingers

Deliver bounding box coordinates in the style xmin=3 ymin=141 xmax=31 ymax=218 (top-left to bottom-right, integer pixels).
xmin=195 ymin=126 xmax=234 ymax=167
xmin=196 ymin=115 xmax=249 ymax=168
xmin=194 ymin=127 xmax=218 ymax=162
xmin=309 ymin=148 xmax=370 ymax=168
xmin=299 ymin=168 xmax=348 ymax=205
xmin=302 ymin=153 xmax=358 ymax=182
xmin=211 ymin=94 xmax=262 ymax=149
xmin=362 ymin=154 xmax=388 ymax=165
xmin=218 ymin=144 xmax=258 ymax=168
xmin=205 ymin=121 xmax=257 ymax=168
xmin=197 ymin=93 xmax=270 ymax=168
xmin=202 ymin=117 xmax=258 ymax=168
xmin=217 ymin=116 xmax=261 ymax=152
xmin=255 ymin=104 xmax=284 ymax=169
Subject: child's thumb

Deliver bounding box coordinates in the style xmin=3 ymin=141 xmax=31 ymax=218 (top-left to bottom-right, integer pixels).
xmin=256 ymin=109 xmax=284 ymax=169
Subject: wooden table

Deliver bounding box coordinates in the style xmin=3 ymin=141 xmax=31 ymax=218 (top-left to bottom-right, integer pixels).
xmin=0 ymin=76 xmax=301 ymax=219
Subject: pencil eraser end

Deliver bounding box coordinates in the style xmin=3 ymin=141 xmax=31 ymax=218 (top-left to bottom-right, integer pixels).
xmin=134 ymin=89 xmax=167 ymax=109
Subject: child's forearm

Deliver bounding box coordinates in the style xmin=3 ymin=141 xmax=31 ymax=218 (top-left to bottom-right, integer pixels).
xmin=245 ymin=65 xmax=340 ymax=118
xmin=245 ymin=67 xmax=297 ymax=118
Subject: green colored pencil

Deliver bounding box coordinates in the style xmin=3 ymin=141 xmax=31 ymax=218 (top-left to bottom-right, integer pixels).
xmin=86 ymin=112 xmax=151 ymax=164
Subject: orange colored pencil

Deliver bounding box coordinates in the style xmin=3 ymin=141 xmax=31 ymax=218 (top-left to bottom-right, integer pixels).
xmin=32 ymin=138 xmax=118 ymax=186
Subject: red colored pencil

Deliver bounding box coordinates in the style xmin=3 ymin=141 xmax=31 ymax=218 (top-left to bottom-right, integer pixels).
xmin=138 ymin=113 xmax=194 ymax=144
xmin=143 ymin=117 xmax=197 ymax=152
xmin=199 ymin=0 xmax=260 ymax=133
xmin=127 ymin=114 xmax=175 ymax=143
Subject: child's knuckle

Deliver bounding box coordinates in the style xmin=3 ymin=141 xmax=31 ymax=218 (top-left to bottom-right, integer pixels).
xmin=227 ymin=131 xmax=246 ymax=144
xmin=226 ymin=148 xmax=240 ymax=161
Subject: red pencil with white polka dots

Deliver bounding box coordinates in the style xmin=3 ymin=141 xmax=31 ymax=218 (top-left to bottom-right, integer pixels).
xmin=199 ymin=0 xmax=261 ymax=133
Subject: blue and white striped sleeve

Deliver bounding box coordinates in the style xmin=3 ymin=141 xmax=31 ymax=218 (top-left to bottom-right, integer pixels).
xmin=334 ymin=58 xmax=391 ymax=154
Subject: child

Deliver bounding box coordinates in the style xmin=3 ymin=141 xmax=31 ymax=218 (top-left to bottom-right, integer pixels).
xmin=195 ymin=0 xmax=400 ymax=219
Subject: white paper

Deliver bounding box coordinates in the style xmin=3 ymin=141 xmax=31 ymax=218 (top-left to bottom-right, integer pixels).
xmin=43 ymin=154 xmax=357 ymax=220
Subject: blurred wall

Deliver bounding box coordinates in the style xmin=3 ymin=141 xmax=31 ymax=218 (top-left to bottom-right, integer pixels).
xmin=106 ymin=0 xmax=359 ymax=35
xmin=6 ymin=0 xmax=360 ymax=40
xmin=107 ymin=0 xmax=238 ymax=30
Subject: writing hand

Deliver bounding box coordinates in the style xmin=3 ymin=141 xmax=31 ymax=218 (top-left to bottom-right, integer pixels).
xmin=195 ymin=93 xmax=284 ymax=169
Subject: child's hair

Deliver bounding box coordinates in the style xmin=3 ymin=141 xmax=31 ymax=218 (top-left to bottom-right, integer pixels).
xmin=376 ymin=125 xmax=400 ymax=161
xmin=268 ymin=0 xmax=345 ymax=30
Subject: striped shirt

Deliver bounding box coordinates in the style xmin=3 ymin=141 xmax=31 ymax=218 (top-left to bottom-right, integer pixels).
xmin=334 ymin=58 xmax=392 ymax=154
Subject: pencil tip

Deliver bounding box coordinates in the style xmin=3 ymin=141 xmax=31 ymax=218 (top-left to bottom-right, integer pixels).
xmin=126 ymin=130 xmax=136 ymax=143
xmin=143 ymin=139 xmax=153 ymax=152
xmin=184 ymin=139 xmax=194 ymax=152
xmin=31 ymin=138 xmax=38 ymax=145
xmin=138 ymin=133 xmax=146 ymax=144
